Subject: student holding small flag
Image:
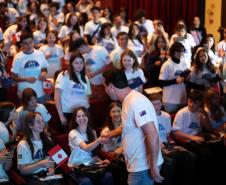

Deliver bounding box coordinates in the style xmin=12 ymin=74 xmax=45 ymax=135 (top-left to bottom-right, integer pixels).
xmin=17 ymin=112 xmax=62 ymax=185
xmin=68 ymin=106 xmax=113 ymax=185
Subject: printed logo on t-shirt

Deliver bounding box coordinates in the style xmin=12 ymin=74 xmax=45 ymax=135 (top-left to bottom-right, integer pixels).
xmin=202 ymin=73 xmax=212 ymax=81
xmin=24 ymin=60 xmax=40 ymax=68
xmin=71 ymin=83 xmax=85 ymax=95
xmin=189 ymin=122 xmax=199 ymax=129
xmin=174 ymin=70 xmax=183 ymax=76
xmin=159 ymin=124 xmax=165 ymax=131
xmin=128 ymin=77 xmax=144 ymax=89
xmin=139 ymin=110 xmax=146 ymax=117
xmin=86 ymin=59 xmax=95 ymax=65
xmin=34 ymin=149 xmax=45 ymax=160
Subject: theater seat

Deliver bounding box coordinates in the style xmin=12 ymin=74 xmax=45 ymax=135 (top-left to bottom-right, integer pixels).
xmin=5 ymin=86 xmax=20 ymax=106
xmin=46 ymin=100 xmax=62 ymax=135
xmin=89 ymin=98 xmax=111 ymax=129
xmin=8 ymin=170 xmax=26 ymax=185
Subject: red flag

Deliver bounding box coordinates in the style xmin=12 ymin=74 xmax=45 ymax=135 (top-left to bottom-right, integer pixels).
xmin=48 ymin=145 xmax=68 ymax=167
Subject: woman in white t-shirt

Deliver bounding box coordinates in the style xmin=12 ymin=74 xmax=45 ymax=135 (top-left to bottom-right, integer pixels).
xmin=40 ymin=31 xmax=64 ymax=79
xmin=0 ymin=102 xmax=16 ymax=185
xmin=16 ymin=88 xmax=51 ymax=134
xmin=0 ymin=102 xmax=17 ymax=145
xmin=17 ymin=112 xmax=61 ymax=185
xmin=98 ymin=22 xmax=118 ymax=53
xmin=128 ymin=23 xmax=145 ymax=62
xmin=100 ymin=102 xmax=122 ymax=156
xmin=188 ymin=47 xmax=221 ymax=92
xmin=54 ymin=52 xmax=91 ymax=129
xmin=120 ymin=49 xmax=146 ymax=93
xmin=68 ymin=106 xmax=113 ymax=185
xmin=33 ymin=19 xmax=48 ymax=49
xmin=58 ymin=13 xmax=83 ymax=48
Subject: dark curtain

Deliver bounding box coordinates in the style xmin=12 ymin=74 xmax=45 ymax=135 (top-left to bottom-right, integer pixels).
xmin=109 ymin=0 xmax=205 ymax=36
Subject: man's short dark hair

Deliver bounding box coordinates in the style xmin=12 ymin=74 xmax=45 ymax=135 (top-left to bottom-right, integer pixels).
xmin=69 ymin=38 xmax=87 ymax=52
xmin=169 ymin=42 xmax=185 ymax=58
xmin=188 ymin=90 xmax=203 ymax=103
xmin=20 ymin=32 xmax=33 ymax=41
xmin=91 ymin=6 xmax=101 ymax=12
xmin=134 ymin=9 xmax=146 ymax=20
xmin=103 ymin=69 xmax=128 ymax=89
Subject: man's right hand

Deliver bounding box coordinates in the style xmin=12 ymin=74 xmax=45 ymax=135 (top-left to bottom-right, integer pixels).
xmin=150 ymin=165 xmax=164 ymax=183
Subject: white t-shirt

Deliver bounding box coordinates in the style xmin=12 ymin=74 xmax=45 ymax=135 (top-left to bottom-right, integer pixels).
xmin=188 ymin=65 xmax=216 ymax=87
xmin=16 ymin=103 xmax=51 ymax=132
xmin=11 ymin=49 xmax=49 ymax=98
xmin=216 ymin=40 xmax=226 ymax=64
xmin=84 ymin=45 xmax=110 ymax=85
xmin=204 ymin=106 xmax=226 ymax=129
xmin=172 ymin=106 xmax=201 ymax=135
xmin=3 ymin=24 xmax=18 ymax=45
xmin=0 ymin=139 xmax=8 ymax=180
xmin=58 ymin=25 xmax=73 ymax=40
xmin=122 ymin=90 xmax=163 ymax=172
xmin=84 ymin=21 xmax=102 ymax=37
xmin=125 ymin=69 xmax=146 ymax=91
xmin=135 ymin=19 xmax=154 ymax=35
xmin=110 ymin=47 xmax=124 ymax=69
xmin=0 ymin=122 xmax=9 ymax=144
xmin=39 ymin=44 xmax=64 ymax=78
xmin=111 ymin=25 xmax=129 ymax=38
xmin=17 ymin=140 xmax=47 ymax=174
xmin=159 ymin=58 xmax=187 ymax=105
xmin=98 ymin=37 xmax=118 ymax=53
xmin=128 ymin=39 xmax=144 ymax=58
xmin=157 ymin=111 xmax=171 ymax=143
xmin=33 ymin=30 xmax=46 ymax=46
xmin=48 ymin=12 xmax=65 ymax=31
xmin=55 ymin=71 xmax=91 ymax=113
xmin=68 ymin=129 xmax=93 ymax=167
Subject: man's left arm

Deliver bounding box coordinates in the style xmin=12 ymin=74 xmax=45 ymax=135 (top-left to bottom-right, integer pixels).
xmin=141 ymin=122 xmax=164 ymax=183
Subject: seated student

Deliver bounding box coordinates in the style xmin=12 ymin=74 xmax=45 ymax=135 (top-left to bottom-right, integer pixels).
xmin=0 ymin=139 xmax=13 ymax=185
xmin=17 ymin=112 xmax=61 ymax=185
xmin=100 ymin=102 xmax=127 ymax=185
xmin=16 ymin=88 xmax=51 ymax=134
xmin=171 ymin=90 xmax=214 ymax=185
xmin=68 ymin=106 xmax=113 ymax=185
xmin=149 ymin=91 xmax=196 ymax=185
xmin=100 ymin=102 xmax=122 ymax=156
xmin=201 ymin=89 xmax=226 ymax=136
xmin=0 ymin=102 xmax=17 ymax=144
xmin=0 ymin=102 xmax=15 ymax=185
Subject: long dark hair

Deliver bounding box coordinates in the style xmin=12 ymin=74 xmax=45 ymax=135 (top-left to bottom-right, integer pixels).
xmin=66 ymin=13 xmax=80 ymax=35
xmin=69 ymin=106 xmax=95 ymax=144
xmin=68 ymin=52 xmax=87 ymax=84
xmin=104 ymin=102 xmax=122 ymax=131
xmin=21 ymin=88 xmax=37 ymax=110
xmin=24 ymin=112 xmax=53 ymax=159
xmin=128 ymin=23 xmax=143 ymax=44
xmin=193 ymin=47 xmax=215 ymax=74
xmin=204 ymin=90 xmax=225 ymax=122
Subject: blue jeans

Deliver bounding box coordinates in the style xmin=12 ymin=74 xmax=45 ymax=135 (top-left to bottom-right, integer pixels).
xmin=127 ymin=169 xmax=154 ymax=185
